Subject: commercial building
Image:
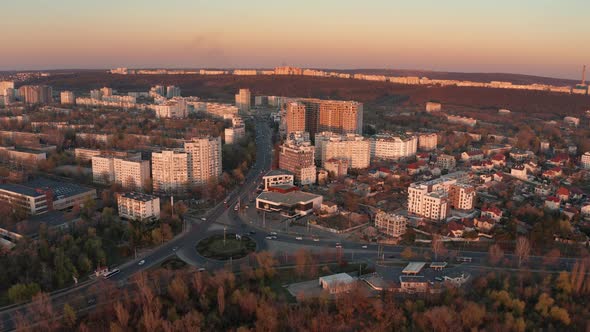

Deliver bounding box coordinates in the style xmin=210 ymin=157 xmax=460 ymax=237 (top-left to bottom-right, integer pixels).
xmin=117 ymin=192 xmax=160 ymax=222
xmin=60 ymin=91 xmax=75 ymax=104
xmin=256 ymin=189 xmax=323 ymax=217
xmin=319 ymin=273 xmax=356 ymax=294
xmin=278 ymin=140 xmax=316 ymax=185
xmin=151 ymin=150 xmax=189 ymax=193
xmin=262 ymin=170 xmax=294 ymax=190
xmin=235 ymin=89 xmax=251 ymax=113
xmin=316 ymin=132 xmax=371 ymax=169
xmin=407 ymin=172 xmax=470 ymax=221
xmin=285 ymin=102 xmax=306 ymax=135
xmin=299 ymin=99 xmax=363 ymax=136
xmin=370 ymin=133 xmax=418 ymax=160
xmin=0 ymin=178 xmax=96 ymax=216
xmin=425 ymin=102 xmax=442 ymax=112
xmin=418 ymin=133 xmax=438 ymax=151
xmin=184 ymin=136 xmax=222 ymax=186
xmin=18 ymin=85 xmax=53 ymax=104
xmin=374 ymin=210 xmax=407 ymax=238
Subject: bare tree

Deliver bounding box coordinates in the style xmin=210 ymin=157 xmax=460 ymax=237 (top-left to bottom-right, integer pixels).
xmin=488 ymin=244 xmax=504 ymax=265
xmin=432 ymin=235 xmax=446 ymax=261
xmin=217 ymin=286 xmax=225 ymax=315
xmin=114 ymin=301 xmax=130 ymax=329
xmin=515 ymin=237 xmax=531 ymax=267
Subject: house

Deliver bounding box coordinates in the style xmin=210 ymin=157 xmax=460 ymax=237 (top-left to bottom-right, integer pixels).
xmin=447 ymin=221 xmax=465 ymax=237
xmin=416 ymin=152 xmax=430 ymax=162
xmin=461 ymin=150 xmax=484 ymax=162
xmin=493 ymin=172 xmax=505 ymax=182
xmin=321 ymin=201 xmax=339 ymax=215
xmin=544 ymin=196 xmax=561 ymax=210
xmin=471 ymin=160 xmax=493 ymax=172
xmin=524 ymin=161 xmax=539 ymax=174
xmin=509 ymin=150 xmax=533 ymax=161
xmin=481 ymin=206 xmax=502 ymax=221
xmin=547 ymin=154 xmax=569 ymax=166
xmin=543 ymin=167 xmax=563 ymax=179
xmin=569 ymin=187 xmax=584 ymax=200
xmin=480 ymin=174 xmax=493 ymax=183
xmin=563 ymin=206 xmax=578 ymax=220
xmin=535 ymin=184 xmax=552 ymax=197
xmin=491 ymin=154 xmax=506 ymax=167
xmin=474 ymin=217 xmax=496 ymax=232
xmin=581 ymin=204 xmax=590 ymax=217
xmin=556 ymin=187 xmax=570 ymax=201
xmin=510 ymin=165 xmax=527 ymax=181
xmin=407 ymin=161 xmax=428 ymax=175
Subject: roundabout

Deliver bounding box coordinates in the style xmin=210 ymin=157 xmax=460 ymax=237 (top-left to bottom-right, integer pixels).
xmin=196 ymin=233 xmax=257 ymax=260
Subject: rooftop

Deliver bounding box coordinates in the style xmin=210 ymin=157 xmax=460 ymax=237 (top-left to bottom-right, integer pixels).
xmin=402 ymin=262 xmax=426 ymax=274
xmin=121 ymin=192 xmax=158 ymax=202
xmin=257 ymin=190 xmax=322 ymax=206
xmin=319 ymin=273 xmax=355 ymax=285
xmin=264 ymin=169 xmax=294 ymax=177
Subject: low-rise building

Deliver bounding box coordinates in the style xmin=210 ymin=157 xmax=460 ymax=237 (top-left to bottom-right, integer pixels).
xmin=545 ymin=196 xmax=560 ymax=210
xmin=256 ymin=190 xmax=323 ymax=217
xmin=324 ymin=158 xmax=349 ymax=178
xmin=581 ymin=152 xmax=590 ymax=169
xmin=262 ymin=170 xmax=294 ymax=191
xmin=510 ymin=165 xmax=527 ymax=181
xmin=117 ymin=192 xmax=160 ymax=222
xmin=374 ymin=210 xmax=407 ymax=238
xmin=319 ymin=273 xmax=356 ymax=294
xmin=436 ymin=154 xmax=456 ymax=170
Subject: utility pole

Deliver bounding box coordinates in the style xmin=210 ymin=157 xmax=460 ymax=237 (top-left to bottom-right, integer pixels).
xmin=223 ymin=226 xmax=227 ymax=246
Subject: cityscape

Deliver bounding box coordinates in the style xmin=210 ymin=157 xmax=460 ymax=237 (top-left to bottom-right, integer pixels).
xmin=1 ymin=1 xmax=590 ymax=331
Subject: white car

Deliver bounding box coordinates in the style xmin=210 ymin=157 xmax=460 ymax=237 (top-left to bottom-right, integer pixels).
xmin=361 ymin=245 xmax=368 ymax=249
xmin=265 ymin=236 xmax=273 ymax=240
xmin=201 ymin=217 xmax=207 ymax=221
xmin=313 ymin=238 xmax=320 ymax=242
xmin=270 ymin=232 xmax=277 ymax=235
xmin=295 ymin=236 xmax=303 ymax=241
xmin=138 ymin=260 xmax=145 ymax=266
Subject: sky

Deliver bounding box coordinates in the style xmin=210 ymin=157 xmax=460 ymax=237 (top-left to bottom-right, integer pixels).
xmin=1 ymin=0 xmax=589 ymax=79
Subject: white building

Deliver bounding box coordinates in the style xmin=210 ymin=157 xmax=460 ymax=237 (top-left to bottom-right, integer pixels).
xmin=370 ymin=133 xmax=418 ymax=160
xmin=418 ymin=133 xmax=438 ymax=151
xmin=315 ymin=132 xmax=371 ymax=169
xmin=262 ymin=170 xmax=294 ymax=190
xmin=279 ymin=140 xmax=317 ymax=185
xmin=151 ymin=150 xmax=189 ymax=193
xmin=60 ymin=91 xmax=75 ymax=104
xmin=425 ymin=102 xmax=442 ymax=112
xmin=581 ymin=152 xmax=590 ymax=169
xmin=184 ymin=136 xmax=222 ymax=186
xmin=235 ymin=89 xmax=251 ymax=113
xmin=151 ymin=98 xmax=188 ymax=118
xmin=92 ymin=156 xmax=150 ymax=190
xmin=374 ymin=210 xmax=407 ymax=238
xmin=117 ymin=192 xmax=160 ymax=222
xmin=224 ymin=125 xmax=246 ymax=144
xmin=319 ymin=273 xmax=356 ymax=294
xmin=436 ymin=154 xmax=456 ymax=170
xmin=92 ymin=156 xmax=115 ymax=184
xmin=166 ymin=85 xmax=181 ymax=98
xmin=407 ymin=172 xmax=470 ymax=221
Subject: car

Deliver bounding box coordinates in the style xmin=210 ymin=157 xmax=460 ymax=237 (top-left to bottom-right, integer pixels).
xmin=138 ymin=260 xmax=145 ymax=266
xmin=295 ymin=236 xmax=303 ymax=240
xmin=172 ymin=246 xmax=178 ymax=251
xmin=271 ymin=236 xmax=277 ymax=239
xmin=201 ymin=217 xmax=207 ymax=221
xmin=270 ymin=232 xmax=277 ymax=235
xmin=249 ymin=231 xmax=256 ymax=235
xmin=313 ymin=238 xmax=320 ymax=242
xmin=266 ymin=236 xmax=273 ymax=240
xmin=434 ymin=276 xmax=444 ymax=282
xmin=361 ymin=245 xmax=368 ymax=249
xmin=198 ymin=268 xmax=206 ymax=272
xmin=87 ymin=297 xmax=96 ymax=305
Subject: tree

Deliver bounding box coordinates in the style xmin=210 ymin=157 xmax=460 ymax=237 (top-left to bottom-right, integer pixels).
xmin=7 ymin=282 xmax=41 ymax=304
xmin=400 ymin=247 xmax=415 ymax=260
xmin=217 ymin=286 xmax=225 ymax=315
xmin=63 ymin=303 xmax=77 ymax=328
xmin=169 ymin=276 xmax=189 ymax=307
xmin=515 ymin=236 xmax=530 ymax=267
xmin=488 ymin=244 xmax=504 ymax=265
xmin=431 ymin=235 xmax=446 ymax=261
xmin=460 ymin=301 xmax=486 ymax=329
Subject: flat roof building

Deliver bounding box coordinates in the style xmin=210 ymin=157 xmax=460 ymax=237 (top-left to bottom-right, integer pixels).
xmin=117 ymin=192 xmax=160 ymax=222
xmin=256 ymin=190 xmax=323 ymax=217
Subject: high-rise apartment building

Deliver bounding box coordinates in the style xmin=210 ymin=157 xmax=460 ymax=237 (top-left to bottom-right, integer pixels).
xmin=0 ymin=81 xmax=15 ymax=96
xmin=299 ymin=99 xmax=363 ymax=137
xmin=92 ymin=156 xmax=150 ymax=190
xmin=418 ymin=133 xmax=438 ymax=151
xmin=370 ymin=133 xmax=418 ymax=160
xmin=151 ymin=150 xmax=189 ymax=193
xmin=278 ymin=140 xmax=316 ymax=185
xmin=166 ymin=85 xmax=181 ymax=98
xmin=184 ymin=137 xmax=222 ymax=186
xmin=315 ymin=132 xmax=370 ymax=169
xmin=60 ymin=91 xmax=75 ymax=104
xmin=285 ymin=102 xmax=306 ymax=135
xmin=18 ymin=85 xmax=53 ymax=104
xmin=235 ymin=89 xmax=251 ymax=113
xmin=448 ymin=183 xmax=476 ymax=210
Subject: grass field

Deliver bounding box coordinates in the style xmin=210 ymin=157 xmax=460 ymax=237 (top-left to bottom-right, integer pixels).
xmin=196 ymin=234 xmax=257 ymax=260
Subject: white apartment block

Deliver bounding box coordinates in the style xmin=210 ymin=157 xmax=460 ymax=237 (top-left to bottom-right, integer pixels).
xmin=151 ymin=150 xmax=189 ymax=193
xmin=166 ymin=85 xmax=181 ymax=98
xmin=151 ymin=98 xmax=187 ymax=118
xmin=315 ymin=132 xmax=371 ymax=169
xmin=92 ymin=156 xmax=149 ymax=190
xmin=235 ymin=89 xmax=251 ymax=113
xmin=407 ymin=172 xmax=470 ymax=221
xmin=117 ymin=192 xmax=160 ymax=222
xmin=370 ymin=133 xmax=418 ymax=160
xmin=224 ymin=125 xmax=245 ymax=144
xmin=418 ymin=133 xmax=437 ymax=151
xmin=60 ymin=91 xmax=75 ymax=104
xmin=582 ymin=152 xmax=590 ymax=169
xmin=184 ymin=136 xmax=222 ymax=186
xmin=374 ymin=210 xmax=407 ymax=238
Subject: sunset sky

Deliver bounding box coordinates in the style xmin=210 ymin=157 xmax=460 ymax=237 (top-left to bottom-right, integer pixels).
xmin=1 ymin=0 xmax=589 ymax=79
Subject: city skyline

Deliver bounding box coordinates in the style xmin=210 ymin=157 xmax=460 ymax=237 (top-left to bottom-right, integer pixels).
xmin=2 ymin=0 xmax=589 ymax=79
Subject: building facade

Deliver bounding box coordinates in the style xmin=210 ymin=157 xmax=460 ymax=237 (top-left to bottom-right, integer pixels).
xmin=285 ymin=102 xmax=306 ymax=135
xmin=316 ymin=132 xmax=370 ymax=169
xmin=235 ymin=89 xmax=251 ymax=113
xmin=184 ymin=136 xmax=222 ymax=186
xmin=418 ymin=133 xmax=438 ymax=151
xmin=299 ymin=99 xmax=363 ymax=136
xmin=371 ymin=133 xmax=418 ymax=160
xmin=278 ymin=140 xmax=317 ymax=185
xmin=117 ymin=192 xmax=160 ymax=221
xmin=151 ymin=150 xmax=189 ymax=193
xmin=374 ymin=210 xmax=407 ymax=237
